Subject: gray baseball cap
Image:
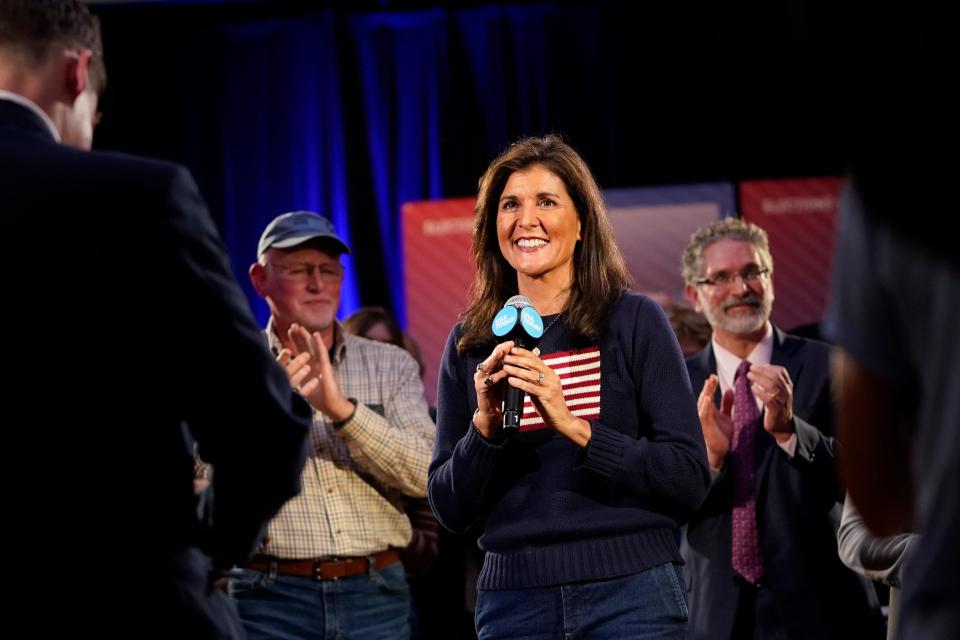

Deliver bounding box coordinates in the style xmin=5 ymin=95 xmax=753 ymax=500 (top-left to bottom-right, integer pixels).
xmin=257 ymin=211 xmax=351 ymax=257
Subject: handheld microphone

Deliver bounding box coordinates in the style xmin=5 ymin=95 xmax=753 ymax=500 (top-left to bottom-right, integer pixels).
xmin=491 ymin=295 xmax=544 ymax=430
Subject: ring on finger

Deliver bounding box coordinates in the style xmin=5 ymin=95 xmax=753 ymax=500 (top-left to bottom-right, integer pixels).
xmin=476 ymin=363 xmax=487 ymax=375
xmin=483 ymin=376 xmax=493 ymax=387
xmin=535 ymin=372 xmax=544 ymax=385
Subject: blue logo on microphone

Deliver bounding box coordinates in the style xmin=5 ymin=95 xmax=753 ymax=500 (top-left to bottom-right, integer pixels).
xmin=492 ymin=306 xmax=519 ymax=337
xmin=520 ymin=307 xmax=544 ymax=338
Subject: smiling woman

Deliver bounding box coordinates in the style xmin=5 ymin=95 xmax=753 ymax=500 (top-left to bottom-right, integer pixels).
xmin=496 ymin=165 xmax=581 ymax=290
xmin=428 ymin=135 xmax=710 ymax=639
xmin=457 ymin=135 xmax=632 ymax=352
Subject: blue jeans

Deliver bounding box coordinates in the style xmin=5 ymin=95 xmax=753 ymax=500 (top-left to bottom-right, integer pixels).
xmin=228 ymin=561 xmax=410 ymax=640
xmin=475 ymin=562 xmax=689 ymax=639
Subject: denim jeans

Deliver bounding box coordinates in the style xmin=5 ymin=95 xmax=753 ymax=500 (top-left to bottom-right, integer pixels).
xmin=475 ymin=562 xmax=689 ymax=639
xmin=228 ymin=561 xmax=410 ymax=640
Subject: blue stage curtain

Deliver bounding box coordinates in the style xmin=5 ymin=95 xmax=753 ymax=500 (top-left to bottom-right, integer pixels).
xmin=222 ymin=13 xmax=358 ymax=324
xmin=93 ymin=2 xmax=847 ymax=329
xmin=219 ymin=4 xmax=557 ymax=327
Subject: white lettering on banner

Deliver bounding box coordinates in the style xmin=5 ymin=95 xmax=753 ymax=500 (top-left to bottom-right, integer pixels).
xmin=760 ymin=196 xmax=836 ymax=215
xmin=422 ymin=218 xmax=474 ymax=236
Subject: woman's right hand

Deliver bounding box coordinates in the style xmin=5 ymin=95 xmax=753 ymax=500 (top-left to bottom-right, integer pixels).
xmin=472 ymin=340 xmax=514 ymax=439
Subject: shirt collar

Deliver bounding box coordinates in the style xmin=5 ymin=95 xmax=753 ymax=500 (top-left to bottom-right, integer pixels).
xmin=0 ymin=91 xmax=61 ymax=142
xmin=711 ymin=322 xmax=774 ymax=394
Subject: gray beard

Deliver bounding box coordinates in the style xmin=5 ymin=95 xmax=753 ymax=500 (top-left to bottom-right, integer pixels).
xmin=702 ymin=294 xmax=772 ymax=336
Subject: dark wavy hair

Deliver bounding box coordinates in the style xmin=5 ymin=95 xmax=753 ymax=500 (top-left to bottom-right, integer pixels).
xmin=457 ymin=135 xmax=632 ymax=354
xmin=0 ymin=0 xmax=107 ymax=94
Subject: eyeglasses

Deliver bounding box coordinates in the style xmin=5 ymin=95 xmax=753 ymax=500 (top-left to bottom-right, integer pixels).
xmin=269 ymin=261 xmax=344 ymax=284
xmin=694 ymin=266 xmax=769 ymax=289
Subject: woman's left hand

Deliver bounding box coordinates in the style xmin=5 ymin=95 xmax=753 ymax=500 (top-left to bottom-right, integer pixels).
xmin=502 ymin=347 xmax=592 ymax=446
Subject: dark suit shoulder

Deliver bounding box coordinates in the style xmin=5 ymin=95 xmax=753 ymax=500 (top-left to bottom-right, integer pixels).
xmin=70 ymin=146 xmax=192 ymax=193
xmin=2 ymin=113 xmax=187 ymax=183
xmin=776 ymin=328 xmax=831 ymax=360
xmin=774 ymin=328 xmax=832 ymax=381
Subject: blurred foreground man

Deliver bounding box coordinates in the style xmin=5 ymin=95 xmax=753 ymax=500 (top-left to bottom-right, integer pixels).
xmin=0 ymin=1 xmax=312 ymax=635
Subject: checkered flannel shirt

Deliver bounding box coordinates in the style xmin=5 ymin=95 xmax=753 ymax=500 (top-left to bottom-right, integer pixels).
xmin=260 ymin=321 xmax=435 ymax=559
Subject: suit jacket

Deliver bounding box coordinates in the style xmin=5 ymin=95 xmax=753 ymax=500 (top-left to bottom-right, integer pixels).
xmin=681 ymin=327 xmax=883 ymax=639
xmin=0 ymin=99 xmax=311 ymax=636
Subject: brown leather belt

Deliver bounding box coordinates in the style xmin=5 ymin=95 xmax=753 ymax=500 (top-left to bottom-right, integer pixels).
xmin=244 ymin=549 xmax=401 ymax=581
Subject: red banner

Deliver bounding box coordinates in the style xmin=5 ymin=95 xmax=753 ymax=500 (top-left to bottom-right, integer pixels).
xmin=739 ymin=177 xmax=842 ymax=333
xmin=402 ymin=198 xmax=477 ymax=406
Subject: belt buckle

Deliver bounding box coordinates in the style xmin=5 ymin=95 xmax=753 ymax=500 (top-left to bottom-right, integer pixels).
xmin=313 ymin=559 xmax=331 ymax=581
xmin=314 ymin=558 xmax=348 ymax=581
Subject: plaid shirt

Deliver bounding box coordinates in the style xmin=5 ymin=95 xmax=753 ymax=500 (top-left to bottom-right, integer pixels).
xmin=260 ymin=321 xmax=435 ymax=559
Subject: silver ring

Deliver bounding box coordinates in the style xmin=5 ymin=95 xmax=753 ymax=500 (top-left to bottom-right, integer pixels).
xmin=483 ymin=376 xmax=493 ymax=387
xmin=476 ymin=363 xmax=486 ymax=375
xmin=536 ymin=372 xmax=544 ymax=385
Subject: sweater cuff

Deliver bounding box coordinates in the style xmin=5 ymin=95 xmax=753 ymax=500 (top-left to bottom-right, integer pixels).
xmin=575 ymin=422 xmax=625 ymax=481
xmin=461 ymin=419 xmax=507 ymax=457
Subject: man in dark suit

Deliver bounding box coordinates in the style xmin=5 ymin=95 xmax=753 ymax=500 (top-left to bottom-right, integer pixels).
xmin=0 ymin=1 xmax=311 ymax=635
xmin=679 ymin=218 xmax=882 ymax=639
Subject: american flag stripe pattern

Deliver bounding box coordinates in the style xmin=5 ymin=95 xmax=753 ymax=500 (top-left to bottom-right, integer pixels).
xmin=520 ymin=346 xmax=601 ymax=432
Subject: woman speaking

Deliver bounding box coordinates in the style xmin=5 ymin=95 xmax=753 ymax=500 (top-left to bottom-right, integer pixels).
xmin=428 ymin=135 xmax=709 ymax=638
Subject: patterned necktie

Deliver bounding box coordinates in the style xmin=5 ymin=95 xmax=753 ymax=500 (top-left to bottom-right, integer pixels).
xmin=731 ymin=360 xmax=764 ymax=584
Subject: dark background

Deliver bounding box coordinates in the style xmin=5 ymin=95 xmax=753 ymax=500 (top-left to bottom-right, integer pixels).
xmin=89 ymin=0 xmax=865 ymax=325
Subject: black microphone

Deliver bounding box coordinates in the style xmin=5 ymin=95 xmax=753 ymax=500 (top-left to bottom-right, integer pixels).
xmin=491 ymin=295 xmax=545 ymax=431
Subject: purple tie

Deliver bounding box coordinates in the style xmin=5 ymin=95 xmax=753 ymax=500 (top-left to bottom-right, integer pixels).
xmin=731 ymin=360 xmax=764 ymax=584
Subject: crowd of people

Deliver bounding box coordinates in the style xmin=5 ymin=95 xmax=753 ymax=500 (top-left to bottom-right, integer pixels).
xmin=2 ymin=2 xmax=955 ymax=638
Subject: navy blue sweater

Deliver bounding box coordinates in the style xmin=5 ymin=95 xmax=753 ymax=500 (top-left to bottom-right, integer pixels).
xmin=429 ymin=292 xmax=710 ymax=589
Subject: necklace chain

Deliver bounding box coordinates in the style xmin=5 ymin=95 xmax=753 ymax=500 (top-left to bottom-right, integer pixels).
xmin=532 ymin=311 xmax=564 ymax=357
xmin=542 ymin=312 xmax=563 ymax=335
